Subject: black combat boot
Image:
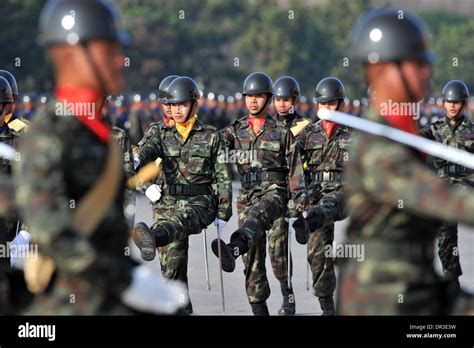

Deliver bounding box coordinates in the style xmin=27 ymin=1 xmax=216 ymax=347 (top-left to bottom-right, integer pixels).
xmin=212 ymin=225 xmax=251 ymax=272
xmin=278 ymin=285 xmax=295 ymax=315
xmin=250 ymin=301 xmax=269 ymax=316
xmin=133 ymin=222 xmax=169 ymax=261
xmin=318 ymin=296 xmax=335 ymax=316
xmin=293 ymin=208 xmax=325 ymax=245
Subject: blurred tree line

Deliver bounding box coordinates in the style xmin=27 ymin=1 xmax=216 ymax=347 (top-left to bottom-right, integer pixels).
xmin=0 ymin=0 xmax=473 ymax=98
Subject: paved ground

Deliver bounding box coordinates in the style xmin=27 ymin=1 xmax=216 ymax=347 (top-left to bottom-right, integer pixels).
xmin=130 ymin=182 xmax=474 ymax=315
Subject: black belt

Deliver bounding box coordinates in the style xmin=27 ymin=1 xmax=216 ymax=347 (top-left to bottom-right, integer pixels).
xmin=313 ymin=171 xmax=343 ymax=182
xmin=165 ymin=184 xmax=213 ymax=196
xmin=240 ymin=170 xmax=287 ymax=184
xmin=438 ymin=164 xmax=472 ymax=177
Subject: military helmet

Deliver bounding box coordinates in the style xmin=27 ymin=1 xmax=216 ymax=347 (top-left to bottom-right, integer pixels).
xmin=314 ymin=77 xmax=345 ymax=102
xmin=242 ymin=72 xmax=273 ymax=96
xmin=38 ymin=0 xmax=130 ymax=47
xmin=349 ymin=7 xmax=434 ymax=65
xmin=167 ymin=76 xmax=200 ymax=104
xmin=0 ymin=77 xmax=14 ymax=104
xmin=442 ymin=80 xmax=470 ymax=102
xmin=158 ymin=75 xmax=179 ymax=104
xmin=0 ymin=70 xmax=19 ymax=100
xmin=273 ymin=76 xmax=300 ymax=99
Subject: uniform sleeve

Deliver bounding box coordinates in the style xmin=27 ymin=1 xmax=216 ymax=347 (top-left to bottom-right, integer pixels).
xmin=137 ymin=125 xmax=163 ymax=168
xmin=361 ymin=137 xmax=474 ymax=225
xmin=219 ymin=124 xmax=236 ymax=150
xmin=285 ymin=129 xmax=308 ymax=217
xmin=13 ymin=131 xmax=98 ymax=275
xmin=419 ymin=124 xmax=434 ymax=140
xmin=213 ymin=132 xmax=233 ymax=221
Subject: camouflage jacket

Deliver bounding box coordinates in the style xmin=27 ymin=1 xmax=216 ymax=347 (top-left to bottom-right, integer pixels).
xmin=0 ymin=124 xmax=22 ymax=174
xmin=13 ymin=100 xmax=133 ymax=295
xmin=297 ymin=121 xmax=352 ymax=195
xmin=221 ymin=114 xmax=307 ymax=215
xmin=420 ymin=115 xmax=474 ymax=183
xmin=111 ymin=126 xmax=135 ymax=179
xmin=138 ymin=118 xmax=232 ymax=221
xmin=274 ymin=112 xmax=309 ymax=130
xmin=345 ymin=108 xmax=474 ymax=244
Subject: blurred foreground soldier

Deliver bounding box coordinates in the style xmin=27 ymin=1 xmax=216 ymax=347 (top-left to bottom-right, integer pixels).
xmin=266 ymin=75 xmax=310 ymax=315
xmin=292 ymin=77 xmax=351 ymax=315
xmin=420 ymin=80 xmax=473 ymax=286
xmin=133 ymin=76 xmax=232 ymax=314
xmin=211 ymin=72 xmax=306 ymax=315
xmin=14 ymin=0 xmax=187 ymax=315
xmin=338 ymin=7 xmax=474 ymax=315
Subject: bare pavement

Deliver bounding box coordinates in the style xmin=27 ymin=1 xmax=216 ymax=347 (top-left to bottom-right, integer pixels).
xmin=131 ymin=182 xmax=474 ymax=316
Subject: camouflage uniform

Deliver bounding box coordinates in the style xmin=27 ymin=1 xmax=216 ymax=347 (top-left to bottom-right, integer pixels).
xmin=267 ymin=113 xmax=310 ymax=294
xmin=221 ymin=114 xmax=306 ymax=305
xmin=420 ymin=115 xmax=474 ymax=280
xmin=138 ymin=118 xmax=232 ymax=313
xmin=296 ymin=121 xmax=351 ymax=301
xmin=14 ymin=100 xmax=136 ymax=315
xmin=337 ymin=108 xmax=474 ymax=315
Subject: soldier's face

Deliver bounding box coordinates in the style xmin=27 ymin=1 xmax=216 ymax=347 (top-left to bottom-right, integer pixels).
xmin=317 ymin=100 xmax=339 ymax=111
xmin=171 ymin=101 xmax=194 ymax=123
xmin=274 ymin=97 xmax=295 ymax=115
xmin=161 ymin=103 xmax=173 ymax=118
xmin=245 ymin=94 xmax=268 ymax=115
xmin=443 ymin=101 xmax=464 ymax=118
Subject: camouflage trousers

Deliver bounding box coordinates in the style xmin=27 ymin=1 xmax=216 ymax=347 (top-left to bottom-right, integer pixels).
xmin=435 ymin=180 xmax=467 ymax=280
xmin=306 ymin=189 xmax=345 ymax=298
xmin=152 ymin=194 xmax=217 ymax=243
xmin=337 ymin=250 xmax=474 ymax=315
xmin=152 ymin=194 xmax=217 ymax=312
xmin=436 ymin=222 xmax=462 ymax=280
xmin=235 ymin=184 xmax=289 ymax=304
xmin=308 ymin=223 xmax=336 ymax=298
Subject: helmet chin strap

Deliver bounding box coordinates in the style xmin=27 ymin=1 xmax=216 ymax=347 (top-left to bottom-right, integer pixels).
xmin=395 ymin=61 xmax=418 ymax=104
xmin=249 ymin=94 xmax=271 ymax=116
xmin=183 ymin=100 xmax=196 ymax=122
xmin=81 ymin=42 xmax=110 ymax=98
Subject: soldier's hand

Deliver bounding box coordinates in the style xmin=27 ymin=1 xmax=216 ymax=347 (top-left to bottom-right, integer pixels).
xmin=121 ymin=265 xmax=189 ymax=314
xmin=214 ymin=219 xmax=227 ymax=237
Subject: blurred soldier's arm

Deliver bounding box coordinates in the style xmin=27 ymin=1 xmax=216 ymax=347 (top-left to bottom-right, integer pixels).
xmin=213 ymin=132 xmax=232 ymax=222
xmin=137 ymin=124 xmax=163 ymax=169
xmin=358 ymin=135 xmax=474 ymax=225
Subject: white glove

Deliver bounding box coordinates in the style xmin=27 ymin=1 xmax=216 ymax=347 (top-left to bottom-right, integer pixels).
xmin=213 ymin=219 xmax=227 ymax=238
xmin=10 ymin=230 xmax=32 ymax=270
xmin=145 ymin=184 xmax=162 ymax=203
xmin=121 ymin=265 xmax=188 ymax=314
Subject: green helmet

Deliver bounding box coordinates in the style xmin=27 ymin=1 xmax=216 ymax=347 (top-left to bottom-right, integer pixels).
xmin=442 ymin=80 xmax=470 ymax=102
xmin=0 ymin=70 xmax=18 ymax=100
xmin=273 ymin=76 xmax=300 ymax=99
xmin=0 ymin=77 xmax=14 ymax=104
xmin=314 ymin=77 xmax=345 ymax=102
xmin=349 ymin=7 xmax=434 ymax=65
xmin=167 ymin=77 xmax=200 ymax=104
xmin=242 ymin=72 xmax=273 ymax=96
xmin=38 ymin=0 xmax=130 ymax=47
xmin=158 ymin=75 xmax=179 ymax=104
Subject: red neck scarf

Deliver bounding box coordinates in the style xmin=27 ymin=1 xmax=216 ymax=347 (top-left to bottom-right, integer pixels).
xmin=55 ymin=85 xmax=110 ymax=143
xmin=248 ymin=115 xmax=266 ymax=135
xmin=163 ymin=115 xmax=174 ymax=127
xmin=322 ymin=120 xmax=339 ymax=138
